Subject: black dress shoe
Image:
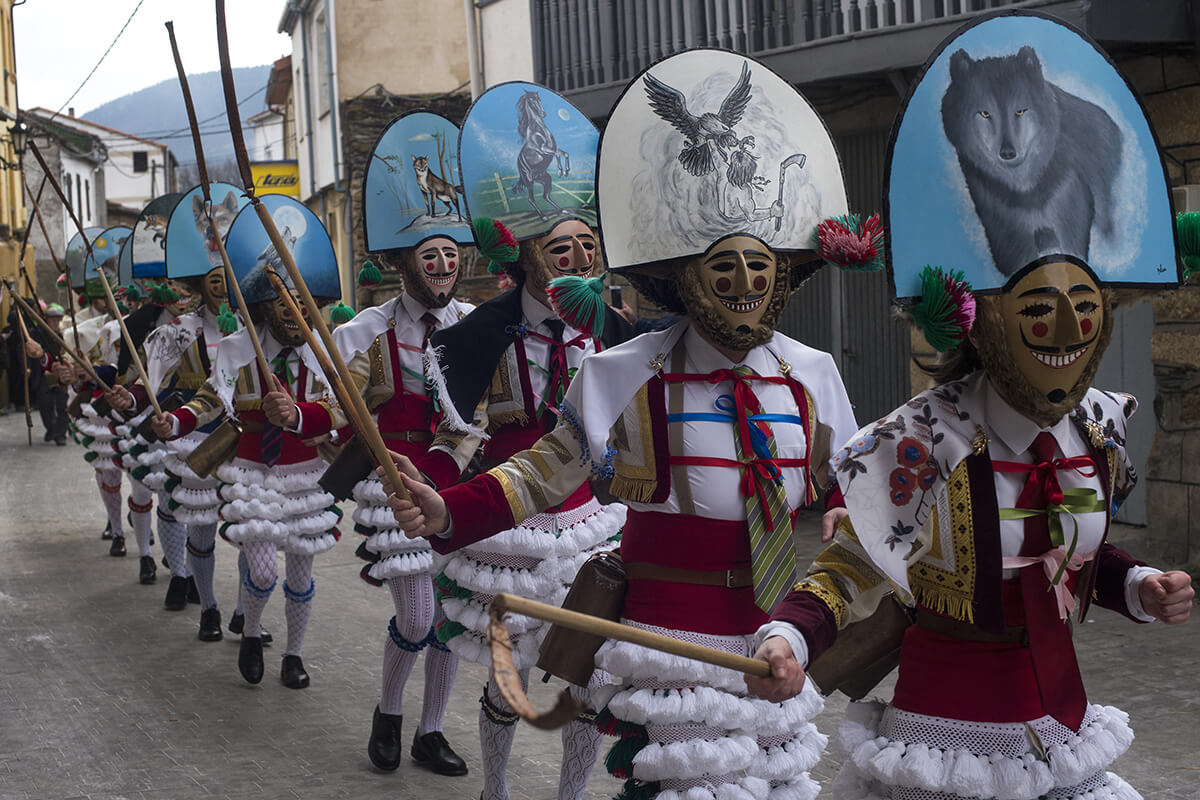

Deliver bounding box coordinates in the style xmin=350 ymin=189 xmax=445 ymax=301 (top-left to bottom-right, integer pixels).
xmin=228 ymin=612 xmax=273 ymax=644
xmin=367 ymin=706 xmax=404 ymax=771
xmin=44 ymin=430 xmax=53 ymax=442
xmin=101 ymin=522 xmax=113 ymax=540
xmin=238 ymin=637 xmax=264 ymax=684
xmin=55 ymin=439 xmax=66 ymax=446
xmin=280 ymin=654 xmax=310 ymax=689
xmin=109 ymin=536 xmax=126 ymax=557
xmin=198 ymin=607 xmax=223 ymax=642
xmin=163 ymin=575 xmax=188 ymax=611
xmin=186 ymin=576 xmax=200 ymax=604
xmin=139 ymin=555 xmax=157 ymax=585
xmin=411 ymin=730 xmax=468 ymax=776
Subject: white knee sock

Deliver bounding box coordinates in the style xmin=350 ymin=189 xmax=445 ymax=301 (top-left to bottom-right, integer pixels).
xmin=128 ymin=480 xmax=154 ymax=557
xmin=155 ymin=493 xmax=187 ymax=577
xmin=98 ymin=469 xmax=124 ymax=536
xmin=557 ymin=681 xmax=602 ymax=800
xmin=480 ymin=670 xmax=527 ymax=800
xmin=240 ymin=542 xmax=277 ymax=638
xmin=187 ymin=523 xmax=218 ymax=610
xmin=379 ymin=574 xmax=435 ymax=716
xmin=235 ymin=549 xmax=248 ymax=616
xmin=282 ymin=554 xmax=315 ymax=657
xmin=418 ymin=603 xmax=459 ymax=735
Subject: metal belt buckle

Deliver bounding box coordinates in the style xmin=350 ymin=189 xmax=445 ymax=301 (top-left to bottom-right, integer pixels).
xmin=725 ymin=569 xmax=737 ymax=589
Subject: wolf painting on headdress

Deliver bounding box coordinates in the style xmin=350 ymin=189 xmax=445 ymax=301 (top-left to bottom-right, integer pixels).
xmin=192 ymin=190 xmax=240 ymax=269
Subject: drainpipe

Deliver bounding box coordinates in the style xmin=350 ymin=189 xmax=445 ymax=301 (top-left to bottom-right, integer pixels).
xmin=324 ymin=0 xmax=355 ymax=307
xmin=463 ymin=0 xmax=483 ymax=98
xmin=298 ymin=3 xmax=317 ymax=199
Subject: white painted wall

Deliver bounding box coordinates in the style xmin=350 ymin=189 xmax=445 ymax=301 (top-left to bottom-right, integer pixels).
xmin=249 ymin=111 xmax=287 ymax=162
xmin=59 ymin=150 xmax=101 ymax=249
xmin=292 ymin=2 xmax=342 ymax=198
xmin=479 ymin=0 xmax=535 ymax=87
xmin=41 ymin=114 xmax=171 ymax=213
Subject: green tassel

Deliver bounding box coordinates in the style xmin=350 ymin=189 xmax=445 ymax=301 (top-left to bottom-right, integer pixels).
xmin=433 ymin=572 xmax=473 ymax=602
xmin=146 ymin=281 xmax=179 ymax=305
xmin=329 ymin=302 xmax=356 ymax=324
xmin=216 ymin=303 xmax=239 ymax=334
xmin=614 ymin=779 xmax=660 ymax=800
xmin=604 ymin=729 xmax=650 ymax=780
xmin=357 ymin=260 xmax=383 ymax=287
xmin=909 ymin=266 xmax=976 ymax=353
xmin=548 ymin=275 xmax=607 ymax=338
xmin=472 ymin=217 xmax=520 ymax=274
xmin=124 ymin=283 xmax=147 ymax=303
xmin=1176 ymin=212 xmax=1200 ymax=280
xmin=435 ymin=619 xmax=467 ymax=644
xmin=164 ymin=475 xmax=181 ymax=492
xmin=84 ymin=451 xmax=98 ymax=463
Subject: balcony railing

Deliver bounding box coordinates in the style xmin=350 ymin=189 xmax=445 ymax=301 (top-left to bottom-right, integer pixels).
xmin=532 ymin=0 xmax=1034 ymax=94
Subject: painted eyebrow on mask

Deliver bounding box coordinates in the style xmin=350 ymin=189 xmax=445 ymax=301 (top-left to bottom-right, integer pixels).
xmin=543 ymin=233 xmax=595 ymax=247
xmin=1017 ymin=283 xmax=1097 ymax=298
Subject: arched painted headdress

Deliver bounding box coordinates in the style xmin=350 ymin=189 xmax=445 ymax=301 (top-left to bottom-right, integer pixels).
xmin=887 ymin=11 xmax=1181 ymax=304
xmin=124 ymin=193 xmax=182 ymax=280
xmin=363 ymin=110 xmax=472 ymax=254
xmin=597 ymin=49 xmax=858 ymax=273
xmin=223 ymin=194 xmax=340 ymax=306
xmin=67 ymin=226 xmax=132 ymax=293
xmin=458 ymin=81 xmax=599 ymax=243
xmin=164 ymin=183 xmax=250 ymax=279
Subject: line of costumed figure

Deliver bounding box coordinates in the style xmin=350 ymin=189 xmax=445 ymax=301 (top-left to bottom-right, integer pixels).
xmin=29 ymin=9 xmax=1194 ymax=800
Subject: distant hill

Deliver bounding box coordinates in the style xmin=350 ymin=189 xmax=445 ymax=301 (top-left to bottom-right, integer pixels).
xmin=81 ymin=65 xmax=273 ymax=170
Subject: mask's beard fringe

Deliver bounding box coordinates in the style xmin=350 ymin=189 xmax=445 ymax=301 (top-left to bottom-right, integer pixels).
xmin=674 ymin=260 xmax=789 ymax=351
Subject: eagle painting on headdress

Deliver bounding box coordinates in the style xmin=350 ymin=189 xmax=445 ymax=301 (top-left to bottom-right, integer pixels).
xmin=643 ymin=61 xmax=754 ymax=177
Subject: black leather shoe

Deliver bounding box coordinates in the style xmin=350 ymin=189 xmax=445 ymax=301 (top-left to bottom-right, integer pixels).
xmin=109 ymin=535 xmax=126 ymax=557
xmin=228 ymin=612 xmax=273 ymax=645
xmin=411 ymin=730 xmax=468 ymax=776
xmin=367 ymin=706 xmax=404 ymax=771
xmin=139 ymin=555 xmax=157 ymax=584
xmin=198 ymin=607 xmax=223 ymax=642
xmin=238 ymin=636 xmax=264 ymax=684
xmin=280 ymin=654 xmax=310 ymax=690
xmin=186 ymin=576 xmax=200 ymax=604
xmin=55 ymin=438 xmax=66 ymax=446
xmin=163 ymin=575 xmax=188 ymax=611
xmin=101 ymin=522 xmax=113 ymax=540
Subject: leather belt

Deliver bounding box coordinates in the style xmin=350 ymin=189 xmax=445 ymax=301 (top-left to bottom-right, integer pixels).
xmin=241 ymin=420 xmax=265 ymax=433
xmin=381 ymin=430 xmax=433 ymax=443
xmin=915 ymin=609 xmax=1028 ymax=644
xmin=624 ymin=562 xmax=754 ymax=589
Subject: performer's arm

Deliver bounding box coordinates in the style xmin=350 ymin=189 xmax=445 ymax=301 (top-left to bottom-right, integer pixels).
xmin=417 ymin=395 xmax=489 ymax=490
xmin=169 ymin=383 xmax=225 ymax=437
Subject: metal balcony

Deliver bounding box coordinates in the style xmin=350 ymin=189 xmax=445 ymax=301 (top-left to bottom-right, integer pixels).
xmin=532 ymin=0 xmax=1195 ymax=117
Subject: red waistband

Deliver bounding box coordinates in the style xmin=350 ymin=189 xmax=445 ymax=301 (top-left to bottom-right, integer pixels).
xmin=235 ymin=410 xmax=319 ymax=466
xmin=620 ymin=509 xmax=765 ymax=636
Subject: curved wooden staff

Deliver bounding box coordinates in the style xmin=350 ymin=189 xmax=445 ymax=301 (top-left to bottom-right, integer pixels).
xmin=18 ymin=177 xmax=47 ymax=308
xmin=94 ymin=264 xmax=163 ymax=415
xmin=12 ymin=292 xmax=34 ymax=445
xmin=488 ymin=593 xmax=771 ymax=729
xmin=214 ymin=0 xmax=411 ymax=502
xmin=25 ymin=179 xmax=86 ymax=360
xmin=4 ymin=281 xmax=111 ymax=390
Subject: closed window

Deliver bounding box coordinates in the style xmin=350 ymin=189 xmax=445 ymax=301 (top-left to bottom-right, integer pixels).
xmin=85 ymin=180 xmax=91 ymax=220
xmin=133 ymin=151 xmax=148 ymax=173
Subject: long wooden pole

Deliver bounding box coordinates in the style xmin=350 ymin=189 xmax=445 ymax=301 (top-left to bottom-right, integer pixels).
xmin=4 ymin=281 xmax=110 ymax=390
xmin=493 ymin=593 xmax=772 ymax=677
xmin=14 ymin=298 xmax=34 ymax=445
xmin=215 ymin=0 xmax=411 ymax=502
xmin=25 ymin=187 xmax=83 ymax=357
xmin=95 ymin=265 xmax=163 ymax=415
xmin=18 ymin=177 xmax=47 ymax=308
xmin=164 ymin=20 xmax=271 ymax=383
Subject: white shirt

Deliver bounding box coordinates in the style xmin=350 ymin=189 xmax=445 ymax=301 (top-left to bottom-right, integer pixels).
xmin=394 ymin=293 xmax=469 ymax=397
xmin=519 ymin=287 xmax=592 ymax=412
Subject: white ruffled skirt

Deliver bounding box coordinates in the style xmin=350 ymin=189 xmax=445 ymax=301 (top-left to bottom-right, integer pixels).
xmin=163 ymin=433 xmax=222 ymax=525
xmin=433 ymin=498 xmax=626 ymax=670
xmin=216 ymin=457 xmax=341 ymax=555
xmin=831 ymin=700 xmax=1140 ymax=800
xmin=353 ymin=474 xmax=438 ymax=580
xmin=113 ymin=409 xmax=171 ymax=491
xmin=595 ymin=620 xmax=826 ymax=800
xmin=74 ymin=402 xmax=122 ymax=471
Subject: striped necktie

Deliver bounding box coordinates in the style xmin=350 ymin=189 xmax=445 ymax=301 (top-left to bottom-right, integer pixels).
xmin=731 ymin=365 xmax=797 ymax=614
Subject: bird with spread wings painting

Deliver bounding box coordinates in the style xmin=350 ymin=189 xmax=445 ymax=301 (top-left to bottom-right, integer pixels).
xmin=642 ymin=61 xmax=755 ymax=177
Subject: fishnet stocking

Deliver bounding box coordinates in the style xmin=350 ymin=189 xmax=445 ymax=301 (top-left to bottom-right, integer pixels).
xmin=380 ymin=574 xmax=435 ymax=716
xmin=283 ymin=554 xmax=315 ymax=657
xmin=558 ymin=680 xmax=602 ymax=800
xmin=240 ymin=541 xmax=278 ymax=638
xmin=98 ymin=468 xmax=124 ymax=536
xmin=418 ymin=602 xmax=459 ymax=736
xmin=155 ymin=493 xmax=187 ymax=577
xmin=480 ymin=670 xmax=528 ymax=800
xmin=187 ymin=523 xmax=218 ymax=610
xmin=128 ymin=480 xmax=154 ymax=557
xmin=235 ymin=549 xmax=248 ymax=616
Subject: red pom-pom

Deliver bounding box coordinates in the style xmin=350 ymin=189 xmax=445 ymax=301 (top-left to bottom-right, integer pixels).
xmin=815 ymin=213 xmax=884 ymax=271
xmin=494 ymin=220 xmax=518 ymax=251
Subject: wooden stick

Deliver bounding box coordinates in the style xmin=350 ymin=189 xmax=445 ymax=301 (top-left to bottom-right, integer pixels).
xmin=214 ymin=0 xmax=411 ymax=503
xmin=4 ymin=281 xmax=110 ymax=390
xmin=95 ymin=265 xmax=163 ymax=415
xmin=25 ymin=179 xmax=85 ymax=359
xmin=492 ymin=593 xmax=772 ymax=677
xmin=14 ymin=297 xmax=34 ymax=445
xmin=18 ymin=177 xmax=47 ymax=308
xmin=164 ymin=20 xmax=272 ymax=384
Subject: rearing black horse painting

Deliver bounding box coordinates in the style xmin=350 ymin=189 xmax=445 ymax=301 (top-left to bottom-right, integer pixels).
xmin=512 ymin=90 xmax=570 ymax=219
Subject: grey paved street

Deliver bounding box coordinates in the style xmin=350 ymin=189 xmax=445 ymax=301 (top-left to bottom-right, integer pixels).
xmin=0 ymin=410 xmax=1197 ymax=800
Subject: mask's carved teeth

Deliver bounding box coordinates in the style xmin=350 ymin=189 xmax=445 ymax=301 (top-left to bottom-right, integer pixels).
xmin=1030 ymin=347 xmax=1086 ymax=369
xmin=719 ymin=295 xmax=765 ymax=314
xmin=426 ymin=273 xmax=456 ymax=286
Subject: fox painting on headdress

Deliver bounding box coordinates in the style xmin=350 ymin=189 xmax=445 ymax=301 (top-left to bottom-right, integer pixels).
xmin=192 ymin=191 xmax=241 ymax=268
xmin=412 ymin=155 xmax=463 ymax=219
xmin=941 ymin=45 xmax=1121 ymax=276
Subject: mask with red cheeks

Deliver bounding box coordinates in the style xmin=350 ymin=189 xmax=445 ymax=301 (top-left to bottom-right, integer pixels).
xmin=389 ymin=236 xmax=462 ymax=309
xmin=524 ymin=220 xmax=598 ymax=302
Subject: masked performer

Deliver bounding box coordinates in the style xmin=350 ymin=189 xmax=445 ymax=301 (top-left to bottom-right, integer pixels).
xmin=388 ymin=50 xmax=872 ymax=800
xmin=747 ymin=13 xmax=1195 ymax=800
xmin=329 ymin=111 xmax=475 ymax=776
xmin=152 ymin=195 xmax=345 ymax=688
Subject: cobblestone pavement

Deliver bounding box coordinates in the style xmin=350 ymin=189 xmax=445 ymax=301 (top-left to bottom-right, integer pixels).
xmin=0 ymin=411 xmax=1196 ymax=800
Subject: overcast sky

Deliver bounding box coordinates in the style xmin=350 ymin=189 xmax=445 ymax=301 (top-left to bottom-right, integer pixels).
xmin=14 ymin=0 xmax=292 ymax=114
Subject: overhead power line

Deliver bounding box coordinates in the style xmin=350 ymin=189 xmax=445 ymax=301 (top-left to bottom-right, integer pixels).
xmin=52 ymin=0 xmax=150 ymax=119
xmin=128 ymin=86 xmax=268 ymax=140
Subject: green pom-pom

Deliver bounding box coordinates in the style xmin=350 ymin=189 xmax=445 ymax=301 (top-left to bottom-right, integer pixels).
xmin=329 ymin=302 xmax=356 ymax=324
xmin=435 ymin=619 xmax=467 ymax=644
xmin=123 ymin=283 xmax=146 ymax=303
xmin=614 ymin=779 xmax=660 ymax=800
xmin=909 ymin=266 xmax=977 ymax=353
xmin=146 ymin=281 xmax=179 ymax=305
xmin=357 ymin=260 xmax=382 ymax=287
xmin=547 ymin=275 xmax=607 ymax=338
xmin=472 ymin=217 xmax=519 ymax=274
xmin=1176 ymin=212 xmax=1200 ymax=280
xmin=216 ymin=303 xmax=239 ymax=334
xmin=604 ymin=727 xmax=650 ymax=780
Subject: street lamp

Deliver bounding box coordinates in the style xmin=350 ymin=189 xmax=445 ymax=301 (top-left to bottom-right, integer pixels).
xmin=9 ymin=121 xmax=27 ymax=156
